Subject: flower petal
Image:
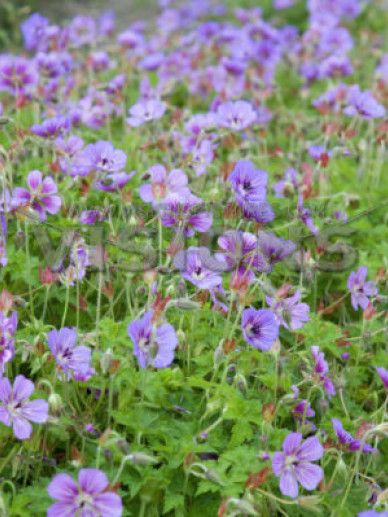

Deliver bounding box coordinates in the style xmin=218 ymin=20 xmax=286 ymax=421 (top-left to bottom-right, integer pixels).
xmin=12 ymin=415 xmax=32 ymax=440
xmin=279 ymin=469 xmax=298 ymax=498
xmin=94 ymin=492 xmax=123 ymax=517
xmin=78 ymin=468 xmax=108 ymax=494
xmin=47 ymin=502 xmax=78 ymax=517
xmin=282 ymin=432 xmax=302 ymax=455
xmin=47 ymin=473 xmax=78 ymax=502
xmin=21 ymin=399 xmax=48 ymax=423
xmin=272 ymin=451 xmax=285 ymax=477
xmin=298 ymin=436 xmax=323 ymax=461
xmin=13 ymin=375 xmax=34 ymax=402
xmin=295 ymin=462 xmax=323 ymax=490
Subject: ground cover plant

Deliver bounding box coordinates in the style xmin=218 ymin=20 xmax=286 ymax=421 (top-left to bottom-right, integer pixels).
xmin=0 ymin=0 xmax=387 ymax=515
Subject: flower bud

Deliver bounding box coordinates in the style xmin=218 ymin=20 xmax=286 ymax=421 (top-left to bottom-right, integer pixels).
xmin=48 ymin=393 xmax=63 ymax=415
xmin=127 ymin=452 xmax=158 ymax=465
xmin=100 ymin=348 xmax=113 ymax=374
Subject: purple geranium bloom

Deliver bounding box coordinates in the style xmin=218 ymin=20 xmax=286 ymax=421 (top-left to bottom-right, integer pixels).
xmin=47 ymin=468 xmax=122 ymax=517
xmin=55 ymin=135 xmax=84 ymax=175
xmin=127 ymin=310 xmax=178 ymax=369
xmin=332 ymin=418 xmax=377 ymax=453
xmin=241 ymin=308 xmax=279 ymax=351
xmin=376 ymin=367 xmax=388 ymax=391
xmin=228 ymin=160 xmax=267 ymax=206
xmin=139 ymin=164 xmax=189 ymax=206
xmin=257 ymin=231 xmax=296 ymax=271
xmin=47 ymin=327 xmax=94 ymax=381
xmin=273 ymin=167 xmax=299 ymax=198
xmin=31 ymin=115 xmax=70 ymax=139
xmin=347 ymin=266 xmax=378 ymax=311
xmin=94 ymin=172 xmax=134 ymax=192
xmin=272 ymin=433 xmax=323 ymax=498
xmin=68 ymin=15 xmax=96 ymax=48
xmin=293 ymin=400 xmax=315 ymax=419
xmin=311 ymin=345 xmax=336 ymax=396
xmin=127 ymin=99 xmax=166 ymax=127
xmin=216 ymin=100 xmax=257 ymax=131
xmin=266 ymin=290 xmax=310 ymax=330
xmin=0 ymin=56 xmax=38 ymax=97
xmin=358 ymin=511 xmax=388 ymax=517
xmin=20 ymin=13 xmax=49 ymax=52
xmin=12 ymin=170 xmax=61 ymax=221
xmin=0 ymin=311 xmax=17 ymax=376
xmin=216 ymin=230 xmax=269 ymax=283
xmin=173 ymin=247 xmax=224 ymax=290
xmin=344 ymin=86 xmax=385 ymax=119
xmin=79 ymin=141 xmax=127 ymax=174
xmin=297 ymin=194 xmax=318 ymax=235
xmin=79 ymin=210 xmax=104 ymax=225
xmin=0 ymin=375 xmax=48 ymax=440
xmin=160 ymin=193 xmax=213 ymax=237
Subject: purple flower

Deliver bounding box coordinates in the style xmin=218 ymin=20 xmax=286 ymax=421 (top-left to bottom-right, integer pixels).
xmin=332 ymin=418 xmax=377 ymax=453
xmin=266 ymin=290 xmax=310 ymax=330
xmin=139 ymin=164 xmax=189 ymax=206
xmin=94 ymin=172 xmax=134 ymax=192
xmin=160 ymin=193 xmax=213 ymax=237
xmin=78 ymin=141 xmax=127 ymax=174
xmin=241 ymin=308 xmax=279 ymax=351
xmin=0 ymin=56 xmax=38 ymax=97
xmin=358 ymin=511 xmax=388 ymax=517
xmin=31 ymin=115 xmax=70 ymax=139
xmin=55 ymin=135 xmax=84 ymax=175
xmin=47 ymin=468 xmax=122 ymax=517
xmin=0 ymin=311 xmax=17 ymax=375
xmin=216 ymin=100 xmax=257 ymax=131
xmin=376 ymin=367 xmax=388 ymax=391
xmin=0 ymin=375 xmax=48 ymax=440
xmin=272 ymin=433 xmax=323 ymax=498
xmin=127 ymin=99 xmax=166 ymax=127
xmin=229 ymin=160 xmax=267 ymax=206
xmin=12 ymin=170 xmax=61 ymax=221
xmin=344 ymin=86 xmax=386 ymax=119
xmin=298 ymin=194 xmax=318 ymax=235
xmin=216 ymin=230 xmax=269 ymax=284
xmin=173 ymin=247 xmax=224 ymax=290
xmin=347 ymin=266 xmax=378 ymax=311
xmin=68 ymin=15 xmax=96 ymax=48
xmin=127 ymin=310 xmax=178 ymax=369
xmin=20 ymin=13 xmax=49 ymax=52
xmin=311 ymin=345 xmax=336 ymax=396
xmin=273 ymin=167 xmax=299 ymax=198
xmin=257 ymin=232 xmax=296 ymax=271
xmin=293 ymin=400 xmax=315 ymax=419
xmin=79 ymin=210 xmax=104 ymax=225
xmin=192 ymin=139 xmax=215 ymax=177
xmin=47 ymin=327 xmax=94 ymax=381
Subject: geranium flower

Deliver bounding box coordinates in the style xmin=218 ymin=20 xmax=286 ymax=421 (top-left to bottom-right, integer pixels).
xmin=241 ymin=308 xmax=279 ymax=351
xmin=128 ymin=310 xmax=178 ymax=369
xmin=47 ymin=468 xmax=122 ymax=517
xmin=331 ymin=418 xmax=377 ymax=453
xmin=47 ymin=327 xmax=94 ymax=381
xmin=12 ymin=170 xmax=61 ymax=221
xmin=347 ymin=266 xmax=378 ymax=311
xmin=0 ymin=375 xmax=48 ymax=440
xmin=272 ymin=432 xmax=323 ymax=498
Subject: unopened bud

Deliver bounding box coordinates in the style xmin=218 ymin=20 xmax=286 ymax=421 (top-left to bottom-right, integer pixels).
xmin=127 ymin=452 xmax=158 ymax=465
xmin=48 ymin=393 xmax=63 ymax=414
xmin=100 ymin=348 xmax=113 ymax=374
xmin=298 ymin=495 xmax=322 ymax=510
